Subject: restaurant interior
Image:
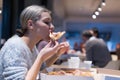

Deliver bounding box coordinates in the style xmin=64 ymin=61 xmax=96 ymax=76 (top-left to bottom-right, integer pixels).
xmin=0 ymin=0 xmax=120 ymax=79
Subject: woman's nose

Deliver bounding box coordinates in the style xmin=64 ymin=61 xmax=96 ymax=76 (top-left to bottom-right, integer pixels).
xmin=49 ymin=23 xmax=54 ymax=32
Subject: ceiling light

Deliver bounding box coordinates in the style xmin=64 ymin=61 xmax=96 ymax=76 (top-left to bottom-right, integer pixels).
xmin=102 ymin=0 xmax=106 ymax=6
xmin=95 ymin=11 xmax=99 ymax=15
xmin=102 ymin=2 xmax=106 ymax=6
xmin=92 ymin=15 xmax=96 ymax=19
xmin=98 ymin=7 xmax=102 ymax=11
xmin=91 ymin=0 xmax=106 ymax=19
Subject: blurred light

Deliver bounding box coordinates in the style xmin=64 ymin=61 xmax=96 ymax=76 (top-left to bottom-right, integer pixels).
xmin=92 ymin=15 xmax=96 ymax=19
xmin=102 ymin=0 xmax=106 ymax=6
xmin=98 ymin=7 xmax=102 ymax=11
xmin=0 ymin=10 xmax=2 ymax=14
xmin=102 ymin=2 xmax=106 ymax=6
xmin=95 ymin=11 xmax=99 ymax=15
xmin=92 ymin=0 xmax=106 ymax=19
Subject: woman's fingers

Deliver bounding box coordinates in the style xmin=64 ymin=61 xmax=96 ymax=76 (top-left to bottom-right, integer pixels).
xmin=53 ymin=41 xmax=59 ymax=47
xmin=60 ymin=41 xmax=69 ymax=48
xmin=58 ymin=42 xmax=70 ymax=53
xmin=44 ymin=41 xmax=52 ymax=48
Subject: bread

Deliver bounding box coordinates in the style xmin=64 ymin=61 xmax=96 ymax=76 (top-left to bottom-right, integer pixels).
xmin=48 ymin=69 xmax=93 ymax=76
xmin=48 ymin=70 xmax=66 ymax=75
xmin=49 ymin=31 xmax=65 ymax=40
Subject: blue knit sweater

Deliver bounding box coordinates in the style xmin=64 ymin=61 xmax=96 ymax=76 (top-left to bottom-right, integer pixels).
xmin=0 ymin=35 xmax=39 ymax=80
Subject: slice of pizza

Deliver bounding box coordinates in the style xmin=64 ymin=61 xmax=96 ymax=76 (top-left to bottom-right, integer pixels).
xmin=49 ymin=31 xmax=65 ymax=41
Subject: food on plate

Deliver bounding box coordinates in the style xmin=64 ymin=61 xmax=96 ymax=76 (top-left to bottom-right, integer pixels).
xmin=48 ymin=69 xmax=93 ymax=77
xmin=48 ymin=70 xmax=66 ymax=75
xmin=73 ymin=70 xmax=92 ymax=76
xmin=49 ymin=31 xmax=65 ymax=40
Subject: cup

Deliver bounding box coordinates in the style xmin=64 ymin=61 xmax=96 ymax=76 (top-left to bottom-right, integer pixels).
xmin=84 ymin=61 xmax=92 ymax=69
xmin=68 ymin=57 xmax=80 ymax=68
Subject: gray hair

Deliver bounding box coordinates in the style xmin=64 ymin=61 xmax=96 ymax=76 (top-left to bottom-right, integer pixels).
xmin=20 ymin=5 xmax=50 ymax=29
xmin=16 ymin=5 xmax=51 ymax=36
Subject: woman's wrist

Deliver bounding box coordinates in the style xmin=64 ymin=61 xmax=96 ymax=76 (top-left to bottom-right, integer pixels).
xmin=38 ymin=54 xmax=44 ymax=62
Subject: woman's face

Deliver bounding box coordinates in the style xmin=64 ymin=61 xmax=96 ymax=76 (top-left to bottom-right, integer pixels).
xmin=33 ymin=12 xmax=54 ymax=41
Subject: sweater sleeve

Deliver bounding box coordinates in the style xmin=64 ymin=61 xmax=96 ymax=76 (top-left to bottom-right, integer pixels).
xmin=2 ymin=46 xmax=28 ymax=80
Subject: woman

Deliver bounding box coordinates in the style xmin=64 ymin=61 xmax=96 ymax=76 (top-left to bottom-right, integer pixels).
xmin=0 ymin=5 xmax=69 ymax=80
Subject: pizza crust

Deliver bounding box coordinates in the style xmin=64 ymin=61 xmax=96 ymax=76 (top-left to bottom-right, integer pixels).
xmin=49 ymin=31 xmax=65 ymax=40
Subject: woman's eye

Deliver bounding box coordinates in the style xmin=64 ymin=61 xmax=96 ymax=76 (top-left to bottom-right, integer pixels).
xmin=44 ymin=22 xmax=50 ymax=25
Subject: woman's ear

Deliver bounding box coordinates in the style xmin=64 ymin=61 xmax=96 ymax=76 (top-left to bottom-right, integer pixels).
xmin=27 ymin=20 xmax=34 ymax=30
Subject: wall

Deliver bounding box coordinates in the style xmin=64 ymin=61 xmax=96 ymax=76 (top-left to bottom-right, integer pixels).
xmin=64 ymin=21 xmax=120 ymax=51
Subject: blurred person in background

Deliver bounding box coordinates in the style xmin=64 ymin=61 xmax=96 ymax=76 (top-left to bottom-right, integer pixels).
xmin=82 ymin=30 xmax=112 ymax=67
xmin=116 ymin=43 xmax=120 ymax=60
xmin=0 ymin=5 xmax=69 ymax=80
xmin=91 ymin=27 xmax=99 ymax=38
xmin=73 ymin=42 xmax=80 ymax=51
xmin=79 ymin=41 xmax=86 ymax=54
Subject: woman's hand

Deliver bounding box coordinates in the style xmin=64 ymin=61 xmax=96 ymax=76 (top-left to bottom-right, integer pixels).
xmin=56 ymin=41 xmax=70 ymax=56
xmin=39 ymin=41 xmax=65 ymax=62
